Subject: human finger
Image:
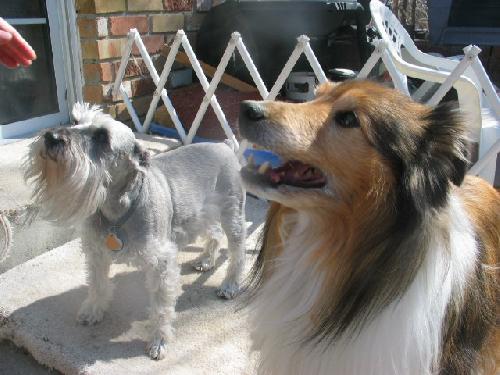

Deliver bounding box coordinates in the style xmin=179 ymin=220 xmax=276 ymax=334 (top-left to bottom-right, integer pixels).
xmin=10 ymin=33 xmax=36 ymax=61
xmin=0 ymin=30 xmax=12 ymax=44
xmin=0 ymin=18 xmax=20 ymax=35
xmin=0 ymin=49 xmax=19 ymax=68
xmin=3 ymin=42 xmax=32 ymax=66
xmin=0 ymin=18 xmax=36 ymax=61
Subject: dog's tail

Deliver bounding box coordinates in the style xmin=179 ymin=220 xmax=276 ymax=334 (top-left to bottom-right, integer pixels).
xmin=72 ymin=102 xmax=103 ymax=126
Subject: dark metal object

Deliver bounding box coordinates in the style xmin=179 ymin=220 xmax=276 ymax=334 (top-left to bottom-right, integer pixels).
xmin=327 ymin=67 xmax=357 ymax=81
xmin=196 ymin=0 xmax=372 ymax=87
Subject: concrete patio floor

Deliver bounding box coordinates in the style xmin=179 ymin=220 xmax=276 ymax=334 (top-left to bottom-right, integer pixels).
xmin=0 ymin=137 xmax=267 ymax=374
xmin=0 ymin=130 xmax=270 ymax=373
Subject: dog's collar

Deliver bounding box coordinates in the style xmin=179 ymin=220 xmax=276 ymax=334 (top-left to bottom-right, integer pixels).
xmin=98 ymin=173 xmax=145 ymax=233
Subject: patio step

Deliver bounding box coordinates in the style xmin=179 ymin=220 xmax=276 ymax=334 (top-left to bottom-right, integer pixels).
xmin=0 ymin=196 xmax=267 ymax=375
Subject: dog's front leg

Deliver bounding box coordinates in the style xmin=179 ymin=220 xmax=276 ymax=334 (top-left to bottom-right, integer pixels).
xmin=218 ymin=210 xmax=246 ymax=299
xmin=77 ymin=238 xmax=113 ymax=325
xmin=144 ymin=241 xmax=180 ymax=360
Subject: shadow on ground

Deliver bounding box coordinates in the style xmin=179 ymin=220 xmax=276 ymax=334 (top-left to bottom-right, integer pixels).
xmin=2 ymin=196 xmax=267 ymax=373
xmin=5 ymin=247 xmax=262 ymax=373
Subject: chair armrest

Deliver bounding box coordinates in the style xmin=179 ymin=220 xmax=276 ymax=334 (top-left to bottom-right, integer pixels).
xmin=390 ymin=53 xmax=479 ymax=92
xmin=405 ymin=45 xmax=460 ymax=71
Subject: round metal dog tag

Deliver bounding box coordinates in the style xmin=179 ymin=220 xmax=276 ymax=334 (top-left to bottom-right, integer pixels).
xmin=105 ymin=232 xmax=123 ymax=251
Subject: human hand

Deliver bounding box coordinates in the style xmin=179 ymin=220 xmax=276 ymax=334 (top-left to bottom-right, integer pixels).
xmin=0 ymin=17 xmax=36 ymax=68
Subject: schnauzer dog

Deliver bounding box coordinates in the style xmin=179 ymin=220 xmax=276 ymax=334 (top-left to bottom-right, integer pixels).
xmin=24 ymin=103 xmax=246 ymax=360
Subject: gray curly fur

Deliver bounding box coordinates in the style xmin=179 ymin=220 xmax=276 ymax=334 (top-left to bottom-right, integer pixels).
xmin=24 ymin=104 xmax=246 ymax=360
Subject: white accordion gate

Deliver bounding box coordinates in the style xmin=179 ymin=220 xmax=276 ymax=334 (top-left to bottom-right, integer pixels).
xmin=112 ymin=29 xmax=498 ymax=179
xmin=112 ymin=28 xmax=328 ymax=153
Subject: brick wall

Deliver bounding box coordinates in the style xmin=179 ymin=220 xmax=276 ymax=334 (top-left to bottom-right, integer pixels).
xmin=75 ymin=0 xmax=204 ymax=123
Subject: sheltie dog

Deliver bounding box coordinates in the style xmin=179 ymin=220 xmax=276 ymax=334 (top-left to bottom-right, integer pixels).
xmin=238 ymin=80 xmax=499 ymax=375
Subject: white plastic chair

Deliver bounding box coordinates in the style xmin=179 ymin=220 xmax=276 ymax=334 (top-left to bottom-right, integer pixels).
xmin=361 ymin=0 xmax=500 ymax=184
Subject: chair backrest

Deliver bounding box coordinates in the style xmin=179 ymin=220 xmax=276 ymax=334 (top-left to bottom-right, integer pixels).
xmin=369 ymin=0 xmax=485 ymax=88
xmin=370 ymin=0 xmax=418 ymax=59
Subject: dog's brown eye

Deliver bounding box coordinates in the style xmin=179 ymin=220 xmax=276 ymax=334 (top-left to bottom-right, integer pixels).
xmin=335 ymin=111 xmax=359 ymax=128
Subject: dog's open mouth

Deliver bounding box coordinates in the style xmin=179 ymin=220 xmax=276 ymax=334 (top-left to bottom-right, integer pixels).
xmin=242 ymin=152 xmax=327 ymax=190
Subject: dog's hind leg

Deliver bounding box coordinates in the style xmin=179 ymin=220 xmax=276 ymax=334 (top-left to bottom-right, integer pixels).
xmin=144 ymin=240 xmax=180 ymax=360
xmin=217 ymin=195 xmax=246 ymax=299
xmin=77 ymin=238 xmax=113 ymax=325
xmin=192 ymin=224 xmax=224 ymax=272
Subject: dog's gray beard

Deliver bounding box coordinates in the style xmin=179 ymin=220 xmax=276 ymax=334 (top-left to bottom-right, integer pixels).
xmin=24 ymin=140 xmax=110 ymax=225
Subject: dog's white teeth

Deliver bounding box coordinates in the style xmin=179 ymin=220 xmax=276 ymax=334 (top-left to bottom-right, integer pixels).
xmin=258 ymin=162 xmax=270 ymax=174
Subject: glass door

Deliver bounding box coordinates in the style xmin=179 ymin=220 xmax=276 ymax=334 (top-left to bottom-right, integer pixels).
xmin=0 ymin=0 xmax=69 ymax=139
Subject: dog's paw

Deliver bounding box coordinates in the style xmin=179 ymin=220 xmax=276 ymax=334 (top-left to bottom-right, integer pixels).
xmin=77 ymin=301 xmax=105 ymax=325
xmin=147 ymin=337 xmax=167 ymax=360
xmin=216 ymin=280 xmax=240 ymax=299
xmin=192 ymin=258 xmax=214 ymax=272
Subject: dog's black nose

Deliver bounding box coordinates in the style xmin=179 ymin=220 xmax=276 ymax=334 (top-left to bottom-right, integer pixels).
xmin=44 ymin=131 xmax=65 ymax=149
xmin=240 ymin=101 xmax=266 ymax=122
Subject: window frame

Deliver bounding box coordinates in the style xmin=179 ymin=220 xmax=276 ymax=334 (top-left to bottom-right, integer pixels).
xmin=1 ymin=0 xmax=76 ymax=139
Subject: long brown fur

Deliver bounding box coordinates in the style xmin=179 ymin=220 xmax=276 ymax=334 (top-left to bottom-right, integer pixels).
xmin=443 ymin=177 xmax=500 ymax=374
xmin=246 ymin=80 xmax=499 ymax=373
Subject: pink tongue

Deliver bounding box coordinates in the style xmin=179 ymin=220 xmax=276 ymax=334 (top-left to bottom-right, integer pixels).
xmin=267 ymin=161 xmax=323 ymax=186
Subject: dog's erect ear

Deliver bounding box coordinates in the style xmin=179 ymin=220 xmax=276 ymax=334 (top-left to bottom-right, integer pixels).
xmin=133 ymin=142 xmax=150 ymax=167
xmin=404 ymin=103 xmax=468 ymax=211
xmin=72 ymin=102 xmax=102 ymax=126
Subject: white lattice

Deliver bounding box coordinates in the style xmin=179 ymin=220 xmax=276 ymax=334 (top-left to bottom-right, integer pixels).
xmin=112 ymin=28 xmax=328 ymax=153
xmin=113 ymin=28 xmax=498 ymax=182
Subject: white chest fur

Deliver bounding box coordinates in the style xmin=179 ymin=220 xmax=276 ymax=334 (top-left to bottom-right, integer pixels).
xmin=250 ymin=195 xmax=478 ymax=375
